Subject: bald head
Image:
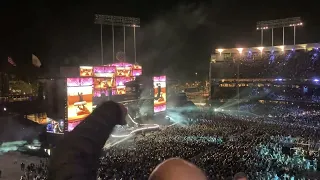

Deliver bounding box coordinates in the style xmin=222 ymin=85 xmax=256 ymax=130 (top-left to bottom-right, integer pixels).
xmin=149 ymin=158 xmax=207 ymax=180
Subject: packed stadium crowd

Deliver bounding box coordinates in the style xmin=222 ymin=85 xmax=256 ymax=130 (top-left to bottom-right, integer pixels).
xmin=95 ymin=103 xmax=320 ymax=180
xmin=212 ymin=48 xmax=320 ymax=78
xmin=213 ymin=86 xmax=320 ymax=104
xmin=19 ymin=159 xmax=48 ymax=180
xmin=8 ymin=102 xmax=319 ymax=180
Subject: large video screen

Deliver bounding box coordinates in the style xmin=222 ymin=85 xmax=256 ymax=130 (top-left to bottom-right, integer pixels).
xmin=67 ymin=78 xmax=93 ymax=131
xmin=79 ymin=63 xmax=142 ymax=97
xmin=153 ymin=76 xmax=167 ymax=113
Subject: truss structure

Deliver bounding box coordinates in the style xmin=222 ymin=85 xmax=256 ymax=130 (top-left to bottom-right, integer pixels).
xmin=94 ymin=14 xmax=140 ymax=27
xmin=257 ymin=17 xmax=302 ymax=30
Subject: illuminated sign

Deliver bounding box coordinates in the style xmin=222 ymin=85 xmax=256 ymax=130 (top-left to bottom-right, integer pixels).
xmin=116 ymin=87 xmax=126 ymax=95
xmin=132 ymin=69 xmax=142 ymax=76
xmin=115 ymin=77 xmax=133 ymax=87
xmin=153 ymin=76 xmax=166 ymax=82
xmin=93 ymin=78 xmax=113 ymax=89
xmin=93 ymin=89 xmax=116 ymax=97
xmin=66 ymin=78 xmax=93 ymax=131
xmin=153 ymin=76 xmax=166 ymax=113
xmin=133 ymin=64 xmax=142 ymax=69
xmin=80 ymin=66 xmax=93 ymax=77
xmin=116 ymin=67 xmax=131 ymax=77
xmin=110 ymin=62 xmax=133 ymax=67
xmin=93 ymin=66 xmax=115 ymax=77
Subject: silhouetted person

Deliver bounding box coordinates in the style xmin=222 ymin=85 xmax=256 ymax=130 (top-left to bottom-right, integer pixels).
xmin=21 ymin=162 xmax=25 ymax=171
xmin=49 ymin=101 xmax=207 ymax=180
xmin=49 ymin=101 xmax=127 ymax=180
xmin=78 ymin=92 xmax=83 ymax=102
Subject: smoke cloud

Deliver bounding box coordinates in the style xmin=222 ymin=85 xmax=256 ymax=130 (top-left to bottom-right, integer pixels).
xmin=0 ymin=115 xmax=42 ymax=143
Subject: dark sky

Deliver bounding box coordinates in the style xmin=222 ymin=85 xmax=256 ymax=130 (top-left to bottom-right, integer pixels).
xmin=0 ymin=0 xmax=319 ymax=79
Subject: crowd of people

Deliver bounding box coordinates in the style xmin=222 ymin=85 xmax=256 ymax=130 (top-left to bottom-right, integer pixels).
xmin=212 ymin=85 xmax=320 ymax=104
xmin=212 ymin=48 xmax=320 ymax=79
xmin=18 ymin=159 xmax=48 ymax=180
xmin=9 ymin=102 xmax=319 ymax=179
xmin=96 ymin=103 xmax=320 ymax=179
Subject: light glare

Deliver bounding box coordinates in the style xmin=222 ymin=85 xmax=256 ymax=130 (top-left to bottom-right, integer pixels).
xmin=217 ymin=49 xmax=224 ymax=53
xmin=237 ymin=48 xmax=243 ymax=54
xmin=257 ymin=47 xmax=264 ymax=52
xmin=280 ymin=46 xmax=284 ymax=51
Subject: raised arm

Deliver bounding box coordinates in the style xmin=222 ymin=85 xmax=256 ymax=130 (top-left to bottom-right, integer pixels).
xmin=49 ymin=101 xmax=127 ymax=180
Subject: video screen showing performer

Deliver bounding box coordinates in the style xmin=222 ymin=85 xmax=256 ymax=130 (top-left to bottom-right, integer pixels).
xmin=67 ymin=78 xmax=93 ymax=131
xmin=153 ymin=76 xmax=167 ymax=113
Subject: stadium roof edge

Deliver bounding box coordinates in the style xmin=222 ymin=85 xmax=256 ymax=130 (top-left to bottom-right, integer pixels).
xmin=214 ymin=43 xmax=320 ymax=54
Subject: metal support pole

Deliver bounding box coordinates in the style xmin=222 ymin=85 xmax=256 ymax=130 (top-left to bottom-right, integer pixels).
xmin=100 ymin=24 xmax=104 ymax=65
xmin=261 ymin=30 xmax=263 ymax=46
xmin=283 ymin=27 xmax=285 ymax=45
xmin=112 ymin=23 xmax=115 ymax=62
xmin=123 ymin=26 xmax=126 ymax=61
xmin=133 ymin=26 xmax=137 ymax=64
xmin=293 ymin=26 xmax=296 ymax=45
xmin=271 ymin=28 xmax=274 ymax=47
xmin=237 ymin=59 xmax=239 ymax=117
xmin=209 ymin=61 xmax=212 ymax=100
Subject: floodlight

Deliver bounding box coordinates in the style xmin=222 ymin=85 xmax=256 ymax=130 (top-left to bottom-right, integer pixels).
xmin=280 ymin=46 xmax=284 ymax=51
xmin=257 ymin=47 xmax=264 ymax=52
xmin=217 ymin=49 xmax=224 ymax=55
xmin=217 ymin=49 xmax=224 ymax=53
xmin=237 ymin=48 xmax=243 ymax=54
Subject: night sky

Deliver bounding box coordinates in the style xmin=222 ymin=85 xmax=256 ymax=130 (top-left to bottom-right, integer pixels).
xmin=0 ymin=0 xmax=319 ymax=80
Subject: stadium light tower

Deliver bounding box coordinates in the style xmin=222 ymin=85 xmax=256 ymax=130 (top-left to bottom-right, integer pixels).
xmin=256 ymin=17 xmax=302 ymax=46
xmin=236 ymin=48 xmax=242 ymax=117
xmin=209 ymin=55 xmax=216 ymax=101
xmin=94 ymin=14 xmax=140 ymax=64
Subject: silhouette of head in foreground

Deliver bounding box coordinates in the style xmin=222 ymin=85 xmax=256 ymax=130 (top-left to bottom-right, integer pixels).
xmin=149 ymin=158 xmax=207 ymax=180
